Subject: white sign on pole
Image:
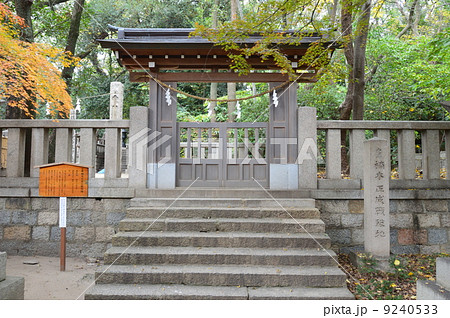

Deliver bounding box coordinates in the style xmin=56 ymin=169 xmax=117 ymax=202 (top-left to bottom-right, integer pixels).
xmin=59 ymin=197 xmax=67 ymax=228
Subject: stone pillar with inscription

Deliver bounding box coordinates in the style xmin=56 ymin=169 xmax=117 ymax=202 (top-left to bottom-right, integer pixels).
xmin=110 ymin=82 xmax=124 ymax=120
xmin=364 ymin=138 xmax=390 ymax=259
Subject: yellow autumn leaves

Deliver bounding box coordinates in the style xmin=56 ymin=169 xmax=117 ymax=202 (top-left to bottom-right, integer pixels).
xmin=0 ymin=3 xmax=77 ymax=118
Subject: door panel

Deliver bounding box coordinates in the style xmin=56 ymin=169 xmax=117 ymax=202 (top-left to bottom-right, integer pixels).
xmin=177 ymin=122 xmax=268 ymax=187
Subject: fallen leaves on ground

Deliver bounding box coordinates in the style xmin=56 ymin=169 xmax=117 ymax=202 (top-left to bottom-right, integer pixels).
xmin=338 ymin=253 xmax=449 ymax=300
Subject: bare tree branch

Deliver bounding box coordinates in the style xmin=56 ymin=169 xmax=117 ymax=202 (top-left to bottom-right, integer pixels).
xmin=396 ymin=0 xmax=419 ymax=38
xmin=365 ymin=54 xmax=384 ymax=84
xmin=34 ymin=0 xmax=71 ymax=10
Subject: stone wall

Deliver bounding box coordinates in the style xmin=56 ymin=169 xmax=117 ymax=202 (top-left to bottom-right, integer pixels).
xmin=0 ymin=197 xmax=128 ymax=258
xmin=317 ymin=198 xmax=450 ymax=254
xmin=1 ymin=194 xmax=449 ymax=258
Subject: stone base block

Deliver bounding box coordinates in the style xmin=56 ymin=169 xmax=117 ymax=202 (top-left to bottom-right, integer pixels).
xmin=349 ymin=252 xmax=393 ymax=273
xmin=0 ymin=276 xmax=25 ymax=300
xmin=270 ymin=164 xmax=298 ymax=190
xmin=147 ymin=163 xmax=176 ymax=189
xmin=88 ymin=187 xmax=135 ymax=198
xmin=417 ymin=280 xmax=450 ymax=300
xmin=0 ymin=252 xmax=6 ymax=281
xmin=436 ymin=258 xmax=450 ymax=290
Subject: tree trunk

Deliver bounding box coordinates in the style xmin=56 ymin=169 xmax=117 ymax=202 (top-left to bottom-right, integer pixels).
xmin=10 ymin=0 xmax=36 ymax=117
xmin=9 ymin=0 xmax=36 ymax=118
xmin=352 ymin=0 xmax=371 ymax=120
xmin=9 ymin=0 xmax=36 ymax=176
xmin=396 ymin=0 xmax=419 ymax=39
xmin=227 ymin=0 xmax=238 ymax=122
xmin=227 ymin=83 xmax=236 ymax=122
xmin=13 ymin=0 xmax=34 ymax=42
xmin=209 ymin=0 xmax=219 ymax=122
xmin=61 ymin=0 xmax=86 ymax=89
xmin=339 ymin=0 xmax=355 ymax=174
xmin=412 ymin=0 xmax=421 ymax=36
xmin=230 ymin=0 xmax=238 ymax=20
xmin=329 ymin=0 xmax=339 ymax=28
xmin=339 ymin=0 xmax=354 ymax=121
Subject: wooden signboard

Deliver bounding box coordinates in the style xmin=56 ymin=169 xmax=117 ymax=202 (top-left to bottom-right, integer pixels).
xmin=38 ymin=162 xmax=89 ymax=197
xmin=37 ymin=162 xmax=89 ymax=271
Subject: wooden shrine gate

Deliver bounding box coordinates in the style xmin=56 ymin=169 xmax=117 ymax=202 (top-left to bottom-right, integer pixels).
xmin=99 ymin=28 xmax=337 ymax=188
xmin=147 ymin=80 xmax=298 ymax=188
xmin=177 ymin=122 xmax=269 ymax=187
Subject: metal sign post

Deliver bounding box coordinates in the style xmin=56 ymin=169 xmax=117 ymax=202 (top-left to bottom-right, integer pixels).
xmin=59 ymin=197 xmax=67 ymax=271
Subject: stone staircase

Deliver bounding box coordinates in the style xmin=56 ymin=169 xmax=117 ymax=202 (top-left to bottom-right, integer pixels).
xmin=85 ymin=190 xmax=353 ymax=300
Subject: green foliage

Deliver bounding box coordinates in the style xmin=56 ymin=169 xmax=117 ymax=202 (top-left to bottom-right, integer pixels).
xmin=7 ymin=0 xmax=449 ymax=122
xmin=177 ymin=83 xmax=270 ymax=123
xmin=429 ymin=27 xmax=450 ymax=62
xmin=365 ymin=32 xmax=449 ymax=121
xmin=297 ymin=83 xmax=345 ymax=120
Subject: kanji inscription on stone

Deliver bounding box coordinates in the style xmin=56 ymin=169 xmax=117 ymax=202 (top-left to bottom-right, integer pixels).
xmin=364 ymin=138 xmax=390 ymax=258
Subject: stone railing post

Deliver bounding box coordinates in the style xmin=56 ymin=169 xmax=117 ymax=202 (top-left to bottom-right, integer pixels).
xmin=422 ymin=130 xmax=440 ymax=180
xmin=446 ymin=130 xmax=450 ymax=180
xmin=128 ymin=106 xmax=148 ymax=188
xmin=110 ymin=82 xmax=124 ymax=120
xmin=349 ymin=129 xmax=365 ymax=180
xmin=0 ymin=129 xmax=3 ymax=175
xmin=55 ymin=128 xmax=73 ymax=163
xmin=374 ymin=129 xmax=390 ymax=143
xmin=364 ymin=137 xmax=390 ymax=259
xmin=30 ymin=128 xmax=49 ymax=177
xmin=326 ymin=129 xmax=341 ymax=179
xmin=104 ymin=128 xmax=121 ymax=179
xmin=397 ymin=130 xmax=415 ymax=179
xmin=79 ymin=128 xmax=96 ymax=178
xmin=6 ymin=128 xmax=26 ymax=177
xmin=297 ymin=107 xmax=317 ymax=189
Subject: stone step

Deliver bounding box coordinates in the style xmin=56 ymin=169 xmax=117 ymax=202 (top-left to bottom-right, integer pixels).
xmin=85 ymin=284 xmax=354 ymax=300
xmin=118 ymin=218 xmax=325 ymax=233
xmin=130 ymin=198 xmax=315 ymax=208
xmin=135 ymin=188 xmax=311 ymax=199
xmin=94 ymin=264 xmax=347 ymax=287
xmin=104 ymin=246 xmax=338 ymax=266
xmin=247 ymin=286 xmax=354 ymax=300
xmin=112 ymin=231 xmax=331 ymax=249
xmin=126 ymin=207 xmax=320 ymax=219
xmin=85 ymin=284 xmax=248 ymax=300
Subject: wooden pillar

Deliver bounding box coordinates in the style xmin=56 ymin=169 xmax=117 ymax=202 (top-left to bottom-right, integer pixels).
xmin=147 ymin=79 xmax=177 ymax=188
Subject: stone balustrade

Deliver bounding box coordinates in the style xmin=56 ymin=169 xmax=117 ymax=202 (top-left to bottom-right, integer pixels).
xmin=0 ymin=119 xmax=132 ymax=197
xmin=1 ymin=114 xmax=450 ymax=193
xmin=317 ymin=120 xmax=450 ymax=189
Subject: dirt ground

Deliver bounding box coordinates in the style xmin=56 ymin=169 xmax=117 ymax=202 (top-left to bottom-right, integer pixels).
xmin=5 ymin=255 xmax=99 ymax=300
